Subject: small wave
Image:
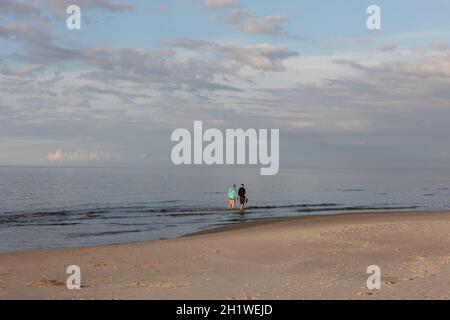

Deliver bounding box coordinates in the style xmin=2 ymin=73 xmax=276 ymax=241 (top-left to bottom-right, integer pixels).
xmin=0 ymin=203 xmax=338 ymax=222
xmin=6 ymin=222 xmax=80 ymax=227
xmin=150 ymin=203 xmax=341 ymax=217
xmin=297 ymin=205 xmax=419 ymax=213
xmin=246 ymin=203 xmax=339 ymax=210
xmin=68 ymin=228 xmax=150 ymax=238
xmin=0 ymin=203 xmax=420 ymax=223
xmin=0 ymin=210 xmax=103 ymax=223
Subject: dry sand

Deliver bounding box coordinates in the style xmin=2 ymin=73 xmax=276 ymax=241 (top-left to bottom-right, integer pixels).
xmin=1 ymin=211 xmax=450 ymax=300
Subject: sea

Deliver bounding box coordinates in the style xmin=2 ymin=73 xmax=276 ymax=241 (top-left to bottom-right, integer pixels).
xmin=1 ymin=166 xmax=449 ymax=252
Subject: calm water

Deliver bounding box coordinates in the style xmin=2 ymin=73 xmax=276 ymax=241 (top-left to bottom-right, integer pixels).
xmin=0 ymin=166 xmax=449 ymax=252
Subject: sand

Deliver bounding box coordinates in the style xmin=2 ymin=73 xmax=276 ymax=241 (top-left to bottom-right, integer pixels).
xmin=1 ymin=211 xmax=450 ymax=300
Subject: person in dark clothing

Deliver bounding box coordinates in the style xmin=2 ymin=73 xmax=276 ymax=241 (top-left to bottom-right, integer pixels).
xmin=238 ymin=184 xmax=247 ymax=213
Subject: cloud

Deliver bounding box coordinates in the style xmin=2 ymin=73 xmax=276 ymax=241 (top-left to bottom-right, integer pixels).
xmin=245 ymin=46 xmax=450 ymax=141
xmin=203 ymin=0 xmax=290 ymax=44
xmin=0 ymin=64 xmax=42 ymax=76
xmin=0 ymin=23 xmax=49 ymax=43
xmin=291 ymin=120 xmax=316 ymax=129
xmin=217 ymin=9 xmax=289 ymax=36
xmin=332 ymin=58 xmax=370 ymax=71
xmin=165 ymin=38 xmax=298 ymax=71
xmin=0 ymin=22 xmax=79 ymax=65
xmin=78 ymin=45 xmax=244 ymax=92
xmin=0 ymin=24 xmax=240 ymax=91
xmin=0 ymin=8 xmax=295 ymax=102
xmin=224 ymin=43 xmax=297 ymax=70
xmin=335 ymin=51 xmax=450 ymax=78
xmin=380 ymin=43 xmax=397 ymax=52
xmin=388 ymin=54 xmax=450 ymax=78
xmin=0 ymin=0 xmax=40 ymax=18
xmin=35 ymin=0 xmax=131 ymax=15
xmin=204 ymin=0 xmax=238 ymax=8
xmin=241 ymin=15 xmax=289 ymax=35
xmin=430 ymin=41 xmax=450 ymax=51
xmin=0 ymin=0 xmax=131 ymax=19
xmin=415 ymin=41 xmax=450 ymax=54
xmin=335 ymin=120 xmax=367 ymax=131
xmin=2 ymin=2 xmax=450 ymax=169
xmin=47 ymin=149 xmax=119 ymax=162
xmin=331 ymin=49 xmax=450 ymax=79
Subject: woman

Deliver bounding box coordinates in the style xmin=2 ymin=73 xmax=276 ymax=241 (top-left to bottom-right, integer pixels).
xmin=226 ymin=184 xmax=238 ymax=210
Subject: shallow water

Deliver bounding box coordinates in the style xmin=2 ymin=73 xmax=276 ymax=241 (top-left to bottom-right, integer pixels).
xmin=0 ymin=166 xmax=449 ymax=252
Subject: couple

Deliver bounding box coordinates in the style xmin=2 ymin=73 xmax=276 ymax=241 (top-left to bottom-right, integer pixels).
xmin=226 ymin=184 xmax=247 ymax=213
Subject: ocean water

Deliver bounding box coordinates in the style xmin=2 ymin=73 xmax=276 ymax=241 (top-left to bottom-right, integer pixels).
xmin=0 ymin=166 xmax=449 ymax=252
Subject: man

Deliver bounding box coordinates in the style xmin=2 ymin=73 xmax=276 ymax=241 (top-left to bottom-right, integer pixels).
xmin=226 ymin=184 xmax=238 ymax=210
xmin=238 ymin=184 xmax=247 ymax=213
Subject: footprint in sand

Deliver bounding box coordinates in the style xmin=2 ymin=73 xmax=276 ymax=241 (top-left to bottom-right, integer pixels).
xmin=382 ymin=280 xmax=397 ymax=288
xmin=26 ymin=278 xmax=66 ymax=288
xmin=132 ymin=281 xmax=186 ymax=290
xmin=228 ymin=295 xmax=257 ymax=300
xmin=381 ymin=276 xmax=399 ymax=287
xmin=26 ymin=278 xmax=89 ymax=289
xmin=93 ymin=261 xmax=107 ymax=267
xmin=355 ymin=290 xmax=374 ymax=296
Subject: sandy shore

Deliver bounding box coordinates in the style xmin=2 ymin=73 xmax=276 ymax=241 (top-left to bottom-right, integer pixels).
xmin=1 ymin=211 xmax=450 ymax=300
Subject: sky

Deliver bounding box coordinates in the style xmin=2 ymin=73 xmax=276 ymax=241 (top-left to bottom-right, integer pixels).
xmin=1 ymin=0 xmax=450 ymax=169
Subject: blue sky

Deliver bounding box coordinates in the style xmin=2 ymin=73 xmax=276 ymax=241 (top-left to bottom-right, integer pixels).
xmin=1 ymin=0 xmax=450 ymax=169
xmin=55 ymin=1 xmax=450 ymax=48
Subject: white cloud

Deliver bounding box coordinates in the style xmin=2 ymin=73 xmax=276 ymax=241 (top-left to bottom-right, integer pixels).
xmin=291 ymin=120 xmax=316 ymax=129
xmin=380 ymin=43 xmax=397 ymax=52
xmin=335 ymin=120 xmax=367 ymax=131
xmin=165 ymin=38 xmax=298 ymax=71
xmin=415 ymin=41 xmax=450 ymax=54
xmin=47 ymin=149 xmax=119 ymax=162
xmin=384 ymin=54 xmax=450 ymax=78
xmin=2 ymin=4 xmax=450 ymax=169
xmin=0 ymin=0 xmax=40 ymax=18
xmin=0 ymin=0 xmax=131 ymax=19
xmin=35 ymin=0 xmax=131 ymax=14
xmin=204 ymin=0 xmax=238 ymax=8
xmin=1 ymin=64 xmax=42 ymax=76
xmin=217 ymin=9 xmax=289 ymax=36
xmin=241 ymin=15 xmax=288 ymax=35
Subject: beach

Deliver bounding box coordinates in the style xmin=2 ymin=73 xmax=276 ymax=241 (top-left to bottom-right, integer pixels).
xmin=1 ymin=210 xmax=450 ymax=300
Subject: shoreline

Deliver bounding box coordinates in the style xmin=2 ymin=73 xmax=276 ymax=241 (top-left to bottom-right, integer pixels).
xmin=1 ymin=210 xmax=450 ymax=299
xmin=185 ymin=209 xmax=434 ymax=237
xmin=0 ymin=209 xmax=430 ymax=255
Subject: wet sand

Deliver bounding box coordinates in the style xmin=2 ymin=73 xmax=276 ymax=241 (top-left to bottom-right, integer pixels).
xmin=1 ymin=211 xmax=450 ymax=299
